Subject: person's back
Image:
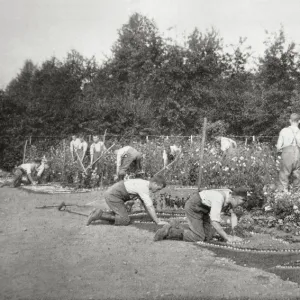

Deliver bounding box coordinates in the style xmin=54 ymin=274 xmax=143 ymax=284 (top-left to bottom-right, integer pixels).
xmin=277 ymin=113 xmax=300 ymax=191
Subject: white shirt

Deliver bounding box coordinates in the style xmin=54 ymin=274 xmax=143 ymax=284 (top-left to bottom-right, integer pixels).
xmin=79 ymin=141 xmax=88 ymax=153
xmin=276 ymin=126 xmax=300 ymax=151
xmin=170 ymin=145 xmax=181 ymax=155
xmin=70 ymin=138 xmax=81 ymax=152
xmin=116 ymin=146 xmax=131 ymax=171
xmin=163 ymin=145 xmax=181 ymax=167
xmin=200 ymin=189 xmax=232 ymax=222
xmin=124 ymin=179 xmax=153 ymax=207
xmin=90 ymin=141 xmax=106 ymax=156
xmin=19 ymin=163 xmax=40 ymax=175
xmin=220 ymin=137 xmax=236 ymax=152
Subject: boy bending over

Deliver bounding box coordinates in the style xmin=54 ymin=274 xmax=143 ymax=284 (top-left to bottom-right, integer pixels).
xmin=86 ymin=175 xmax=168 ymax=226
xmin=1 ymin=159 xmax=45 ymax=187
xmin=154 ymin=187 xmax=248 ymax=243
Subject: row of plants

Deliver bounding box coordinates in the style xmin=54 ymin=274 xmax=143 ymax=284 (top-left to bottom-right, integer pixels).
xmin=26 ymin=137 xmax=279 ymax=200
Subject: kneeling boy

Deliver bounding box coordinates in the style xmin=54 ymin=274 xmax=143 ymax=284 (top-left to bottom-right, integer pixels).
xmin=1 ymin=159 xmax=45 ymax=188
xmin=154 ymin=187 xmax=248 ymax=243
xmin=86 ymin=175 xmax=168 ymax=226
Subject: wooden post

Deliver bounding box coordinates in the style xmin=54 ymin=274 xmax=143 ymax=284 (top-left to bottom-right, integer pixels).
xmin=62 ymin=139 xmax=66 ymax=183
xmin=198 ymin=118 xmax=207 ymax=191
xmin=23 ymin=140 xmax=28 ymax=164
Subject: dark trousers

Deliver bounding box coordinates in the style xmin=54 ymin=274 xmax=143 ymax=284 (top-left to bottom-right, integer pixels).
xmin=12 ymin=169 xmax=26 ymax=187
xmin=119 ymin=149 xmax=142 ymax=176
xmin=183 ymin=193 xmax=213 ymax=242
xmin=104 ymin=181 xmax=131 ymax=225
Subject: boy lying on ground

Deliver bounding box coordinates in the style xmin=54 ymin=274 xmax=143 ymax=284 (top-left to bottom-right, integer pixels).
xmin=86 ymin=175 xmax=168 ymax=226
xmin=154 ymin=187 xmax=248 ymax=244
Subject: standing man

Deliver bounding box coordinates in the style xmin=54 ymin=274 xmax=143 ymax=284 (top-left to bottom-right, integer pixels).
xmin=86 ymin=175 xmax=168 ymax=226
xmin=154 ymin=187 xmax=248 ymax=243
xmin=276 ymin=113 xmax=300 ymax=191
xmin=115 ymin=146 xmax=143 ymax=181
xmin=70 ymin=134 xmax=81 ymax=162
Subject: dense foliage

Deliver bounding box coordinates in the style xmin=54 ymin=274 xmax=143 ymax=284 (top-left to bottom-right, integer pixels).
xmin=1 ymin=14 xmax=300 ymax=169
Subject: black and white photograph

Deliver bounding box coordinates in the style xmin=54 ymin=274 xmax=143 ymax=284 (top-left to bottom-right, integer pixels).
xmin=1 ymin=0 xmax=300 ymax=299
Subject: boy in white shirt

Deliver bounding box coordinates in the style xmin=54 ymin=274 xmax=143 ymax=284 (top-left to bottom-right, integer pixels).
xmin=115 ymin=146 xmax=142 ymax=180
xmin=70 ymin=135 xmax=82 ymax=162
xmin=90 ymin=135 xmax=106 ymax=166
xmin=154 ymin=187 xmax=247 ymax=244
xmin=163 ymin=144 xmax=181 ymax=168
xmin=86 ymin=175 xmax=168 ymax=226
xmin=1 ymin=159 xmax=45 ymax=187
xmin=276 ymin=113 xmax=300 ymax=191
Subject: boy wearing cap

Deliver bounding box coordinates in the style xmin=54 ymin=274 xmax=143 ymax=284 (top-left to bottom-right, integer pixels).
xmin=86 ymin=175 xmax=168 ymax=226
xmin=276 ymin=113 xmax=300 ymax=191
xmin=154 ymin=187 xmax=248 ymax=243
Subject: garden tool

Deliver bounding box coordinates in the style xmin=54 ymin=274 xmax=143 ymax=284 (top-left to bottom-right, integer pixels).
xmin=154 ymin=153 xmax=182 ymax=176
xmin=35 ymin=201 xmax=89 ymax=211
xmin=74 ymin=150 xmax=87 ymax=173
xmin=86 ymin=143 xmax=116 ymax=171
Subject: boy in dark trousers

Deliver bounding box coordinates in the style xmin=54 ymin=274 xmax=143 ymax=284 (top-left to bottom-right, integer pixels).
xmin=86 ymin=175 xmax=168 ymax=226
xmin=154 ymin=187 xmax=248 ymax=244
xmin=115 ymin=146 xmax=143 ymax=181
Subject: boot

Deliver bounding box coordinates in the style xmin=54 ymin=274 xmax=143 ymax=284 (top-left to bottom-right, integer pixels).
xmin=154 ymin=223 xmax=172 ymax=241
xmin=86 ymin=208 xmax=103 ymax=226
xmin=166 ymin=227 xmax=184 ymax=240
xmin=154 ymin=219 xmax=184 ymax=241
xmin=86 ymin=209 xmax=116 ymax=226
xmin=154 ymin=225 xmax=184 ymax=241
xmin=118 ymin=174 xmax=125 ymax=181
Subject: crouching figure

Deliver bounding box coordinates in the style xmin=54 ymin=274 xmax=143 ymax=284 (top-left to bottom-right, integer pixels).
xmin=86 ymin=175 xmax=168 ymax=226
xmin=154 ymin=187 xmax=248 ymax=243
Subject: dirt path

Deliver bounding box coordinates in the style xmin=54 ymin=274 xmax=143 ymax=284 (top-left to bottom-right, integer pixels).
xmin=1 ymin=187 xmax=300 ymax=300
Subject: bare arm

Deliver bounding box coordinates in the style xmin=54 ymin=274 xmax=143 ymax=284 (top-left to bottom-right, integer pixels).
xmin=81 ymin=143 xmax=87 ymax=161
xmin=211 ymin=221 xmax=229 ymax=241
xmin=27 ymin=173 xmax=35 ymax=185
xmin=90 ymin=145 xmax=94 ymax=164
xmin=276 ymin=130 xmax=284 ymax=152
xmin=70 ymin=143 xmax=74 ymax=160
xmin=230 ymin=210 xmax=238 ymax=230
xmin=116 ymin=152 xmax=121 ymax=174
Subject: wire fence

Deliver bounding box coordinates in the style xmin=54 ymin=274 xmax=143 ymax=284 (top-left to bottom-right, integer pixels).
xmin=1 ymin=133 xmax=277 ymax=189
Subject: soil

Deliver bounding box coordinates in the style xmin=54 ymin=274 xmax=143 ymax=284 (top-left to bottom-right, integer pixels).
xmin=1 ymin=187 xmax=300 ymax=300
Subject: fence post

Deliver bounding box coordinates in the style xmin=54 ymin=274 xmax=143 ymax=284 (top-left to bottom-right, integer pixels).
xmin=198 ymin=118 xmax=207 ymax=191
xmin=23 ymin=140 xmax=28 ymax=164
xmin=190 ymin=135 xmax=193 ymax=144
xmin=146 ymin=136 xmax=149 ymax=143
xmin=62 ymin=139 xmax=66 ymax=183
xmin=245 ymin=137 xmax=248 ymax=146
